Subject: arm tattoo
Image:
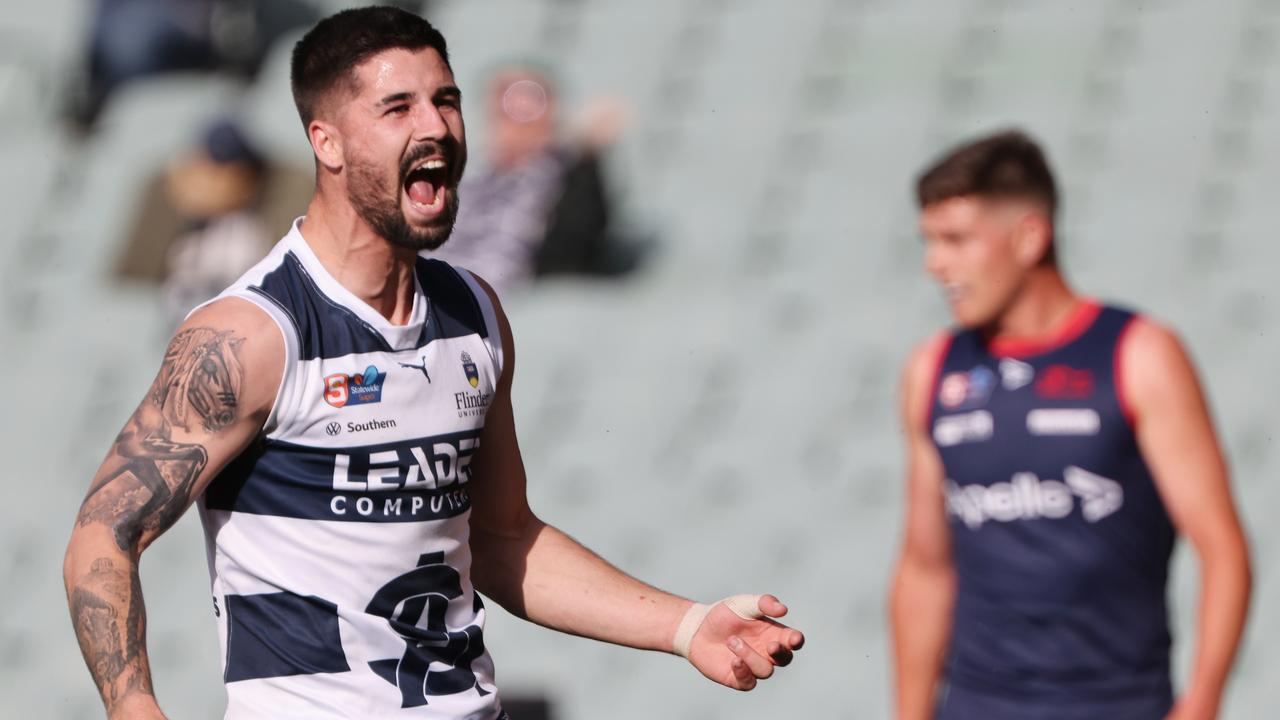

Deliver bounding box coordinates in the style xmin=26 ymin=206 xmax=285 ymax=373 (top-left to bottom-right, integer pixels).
xmin=68 ymin=558 xmax=153 ymax=709
xmin=77 ymin=327 xmax=246 ymax=551
xmin=68 ymin=327 xmax=245 ymax=712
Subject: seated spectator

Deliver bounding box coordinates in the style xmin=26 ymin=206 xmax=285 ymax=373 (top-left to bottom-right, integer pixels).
xmin=159 ymin=119 xmax=273 ymax=327
xmin=76 ymin=0 xmax=325 ymax=126
xmin=431 ymin=64 xmax=646 ymax=298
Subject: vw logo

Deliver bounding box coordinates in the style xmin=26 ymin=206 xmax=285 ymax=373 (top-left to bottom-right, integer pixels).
xmin=325 ymin=422 xmax=342 ymax=436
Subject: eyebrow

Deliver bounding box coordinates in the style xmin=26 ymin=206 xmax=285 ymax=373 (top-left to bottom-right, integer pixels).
xmin=377 ymin=91 xmax=416 ymax=107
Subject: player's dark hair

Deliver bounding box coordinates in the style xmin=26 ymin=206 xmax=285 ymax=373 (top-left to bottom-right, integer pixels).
xmin=290 ymin=6 xmax=451 ymax=127
xmin=916 ymin=130 xmax=1059 ymax=264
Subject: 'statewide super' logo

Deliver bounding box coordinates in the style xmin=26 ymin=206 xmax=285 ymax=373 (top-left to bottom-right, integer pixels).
xmin=324 ymin=365 xmax=386 ymax=408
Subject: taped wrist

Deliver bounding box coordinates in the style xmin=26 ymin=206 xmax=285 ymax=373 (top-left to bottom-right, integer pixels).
xmin=671 ymin=594 xmax=764 ymax=658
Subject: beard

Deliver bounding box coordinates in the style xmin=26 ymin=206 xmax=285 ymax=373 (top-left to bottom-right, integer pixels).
xmin=346 ymin=139 xmax=465 ymax=252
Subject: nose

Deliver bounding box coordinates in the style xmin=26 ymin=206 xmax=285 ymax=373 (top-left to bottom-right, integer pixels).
xmin=923 ymin=239 xmax=946 ymax=280
xmin=413 ymin=103 xmax=449 ymax=142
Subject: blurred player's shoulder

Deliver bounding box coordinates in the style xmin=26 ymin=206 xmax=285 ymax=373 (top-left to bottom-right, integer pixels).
xmin=903 ymin=332 xmax=952 ymax=386
xmin=1117 ymin=313 xmax=1203 ymax=410
xmin=901 ymin=331 xmax=953 ymax=428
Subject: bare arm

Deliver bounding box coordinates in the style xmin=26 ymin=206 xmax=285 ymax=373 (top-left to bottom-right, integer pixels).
xmin=1121 ymin=320 xmax=1251 ymax=720
xmin=63 ymin=299 xmax=283 ymax=719
xmin=465 ymin=276 xmax=802 ymax=691
xmin=889 ymin=335 xmax=956 ymax=720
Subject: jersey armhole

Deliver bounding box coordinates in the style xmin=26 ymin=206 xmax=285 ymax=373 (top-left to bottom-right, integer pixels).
xmin=921 ymin=334 xmax=954 ymax=434
xmin=1113 ymin=315 xmax=1140 ymax=429
xmin=458 ymin=269 xmax=505 ymax=380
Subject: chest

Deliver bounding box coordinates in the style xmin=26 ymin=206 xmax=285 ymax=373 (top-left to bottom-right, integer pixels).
xmin=285 ymin=333 xmax=498 ymax=447
xmin=931 ymin=354 xmax=1134 ymax=478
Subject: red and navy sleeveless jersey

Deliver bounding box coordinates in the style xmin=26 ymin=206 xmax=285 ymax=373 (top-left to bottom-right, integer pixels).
xmin=928 ymin=301 xmax=1176 ymax=717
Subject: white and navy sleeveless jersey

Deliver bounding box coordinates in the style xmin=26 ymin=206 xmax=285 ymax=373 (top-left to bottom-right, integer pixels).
xmin=194 ymin=219 xmax=509 ymax=720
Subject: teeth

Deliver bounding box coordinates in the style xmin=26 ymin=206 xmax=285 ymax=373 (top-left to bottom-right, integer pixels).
xmin=416 ymin=158 xmax=447 ymax=172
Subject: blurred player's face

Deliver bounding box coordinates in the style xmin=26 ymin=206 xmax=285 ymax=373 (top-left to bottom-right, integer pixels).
xmin=336 ymin=47 xmax=467 ymax=251
xmin=920 ymin=196 xmax=1046 ymax=328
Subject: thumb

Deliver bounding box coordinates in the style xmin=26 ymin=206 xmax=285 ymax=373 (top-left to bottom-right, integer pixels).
xmin=755 ymin=594 xmax=788 ymax=619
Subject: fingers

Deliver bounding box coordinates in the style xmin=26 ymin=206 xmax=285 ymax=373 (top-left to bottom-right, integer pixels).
xmin=757 ymin=594 xmax=788 ymax=618
xmin=729 ymin=657 xmax=756 ymax=691
xmin=766 ymin=640 xmax=794 ymax=667
xmin=785 ymin=628 xmax=805 ymax=651
xmin=728 ymin=635 xmax=774 ymax=682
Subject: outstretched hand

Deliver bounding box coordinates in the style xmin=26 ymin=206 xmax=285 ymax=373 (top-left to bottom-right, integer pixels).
xmin=684 ymin=595 xmax=805 ymax=691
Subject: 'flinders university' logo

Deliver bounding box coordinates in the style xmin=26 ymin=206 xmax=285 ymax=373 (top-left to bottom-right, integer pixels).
xmin=461 ymin=352 xmax=479 ymax=388
xmin=324 ymin=365 xmax=386 ymax=408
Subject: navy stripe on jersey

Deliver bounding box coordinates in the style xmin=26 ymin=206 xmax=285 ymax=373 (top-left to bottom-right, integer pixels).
xmin=224 ymin=591 xmax=350 ymax=682
xmin=251 ymin=253 xmax=487 ymax=361
xmin=415 ymin=257 xmax=489 ymax=342
xmin=206 ymin=431 xmax=481 ymax=523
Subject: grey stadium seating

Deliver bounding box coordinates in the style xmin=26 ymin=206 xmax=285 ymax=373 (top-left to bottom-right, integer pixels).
xmin=2 ymin=0 xmax=1277 ymax=718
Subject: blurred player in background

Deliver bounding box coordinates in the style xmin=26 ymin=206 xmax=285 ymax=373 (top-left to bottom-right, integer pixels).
xmin=63 ymin=7 xmax=802 ymax=719
xmin=890 ymin=131 xmax=1251 ymax=720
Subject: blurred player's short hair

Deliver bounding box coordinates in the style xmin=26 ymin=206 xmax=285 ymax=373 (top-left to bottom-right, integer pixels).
xmin=916 ymin=130 xmax=1058 ymax=216
xmin=290 ymin=6 xmax=451 ymax=127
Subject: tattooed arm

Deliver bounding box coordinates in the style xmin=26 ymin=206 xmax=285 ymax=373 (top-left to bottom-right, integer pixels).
xmin=64 ymin=299 xmax=283 ymax=719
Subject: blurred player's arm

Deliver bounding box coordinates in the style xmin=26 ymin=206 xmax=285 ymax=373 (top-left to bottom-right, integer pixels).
xmin=465 ymin=276 xmax=803 ymax=691
xmin=1122 ymin=319 xmax=1252 ymax=720
xmin=63 ymin=299 xmax=283 ymax=720
xmin=889 ymin=335 xmax=956 ymax=720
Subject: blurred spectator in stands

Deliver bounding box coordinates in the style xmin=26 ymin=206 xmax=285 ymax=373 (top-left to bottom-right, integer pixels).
xmin=432 ymin=64 xmax=647 ymax=298
xmin=158 ymin=119 xmax=272 ymax=327
xmin=76 ymin=0 xmax=334 ymax=126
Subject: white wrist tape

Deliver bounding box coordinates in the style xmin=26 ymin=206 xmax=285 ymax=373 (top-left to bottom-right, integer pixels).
xmin=672 ymin=594 xmax=764 ymax=658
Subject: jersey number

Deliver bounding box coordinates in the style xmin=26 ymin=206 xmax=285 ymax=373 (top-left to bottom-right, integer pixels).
xmin=366 ymin=551 xmax=488 ymax=707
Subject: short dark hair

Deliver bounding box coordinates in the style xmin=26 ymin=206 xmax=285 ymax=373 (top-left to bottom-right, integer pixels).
xmin=290 ymin=6 xmax=451 ymax=127
xmin=916 ymin=130 xmax=1057 ymax=218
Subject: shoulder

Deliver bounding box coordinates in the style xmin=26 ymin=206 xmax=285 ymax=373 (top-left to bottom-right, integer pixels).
xmin=1118 ymin=313 xmax=1181 ymax=356
xmin=901 ymin=331 xmax=953 ymax=428
xmin=903 ymin=332 xmax=953 ymax=393
xmin=179 ymin=296 xmax=287 ymax=418
xmin=449 ymin=268 xmax=516 ymax=383
xmin=1117 ymin=314 xmax=1201 ymax=417
xmin=1118 ymin=314 xmax=1190 ymax=380
xmin=452 ymin=269 xmax=511 ymax=336
xmin=185 ymin=295 xmax=286 ymax=348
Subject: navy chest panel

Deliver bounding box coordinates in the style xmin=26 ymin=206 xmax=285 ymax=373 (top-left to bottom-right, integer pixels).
xmin=931 ymin=306 xmax=1149 ymax=531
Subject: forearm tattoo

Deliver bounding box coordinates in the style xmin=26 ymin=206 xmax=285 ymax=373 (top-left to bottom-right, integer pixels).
xmin=68 ymin=558 xmax=153 ymax=709
xmin=69 ymin=327 xmax=245 ymax=710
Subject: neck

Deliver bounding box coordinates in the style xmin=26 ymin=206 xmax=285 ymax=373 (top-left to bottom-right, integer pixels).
xmin=299 ymin=189 xmax=419 ymax=325
xmin=987 ymin=266 xmax=1079 ymax=339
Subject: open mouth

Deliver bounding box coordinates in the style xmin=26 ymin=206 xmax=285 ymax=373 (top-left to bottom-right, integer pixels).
xmin=403 ymin=156 xmax=451 ymax=217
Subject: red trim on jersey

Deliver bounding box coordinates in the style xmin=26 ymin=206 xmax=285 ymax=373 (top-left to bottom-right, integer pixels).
xmin=1113 ymin=315 xmax=1140 ymax=429
xmin=923 ymin=334 xmax=955 ymax=432
xmin=988 ymin=299 xmax=1102 ymax=358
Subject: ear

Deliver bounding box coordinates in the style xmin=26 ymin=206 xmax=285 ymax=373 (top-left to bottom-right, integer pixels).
xmin=1012 ymin=210 xmax=1053 ymax=269
xmin=309 ymin=119 xmax=344 ymax=172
